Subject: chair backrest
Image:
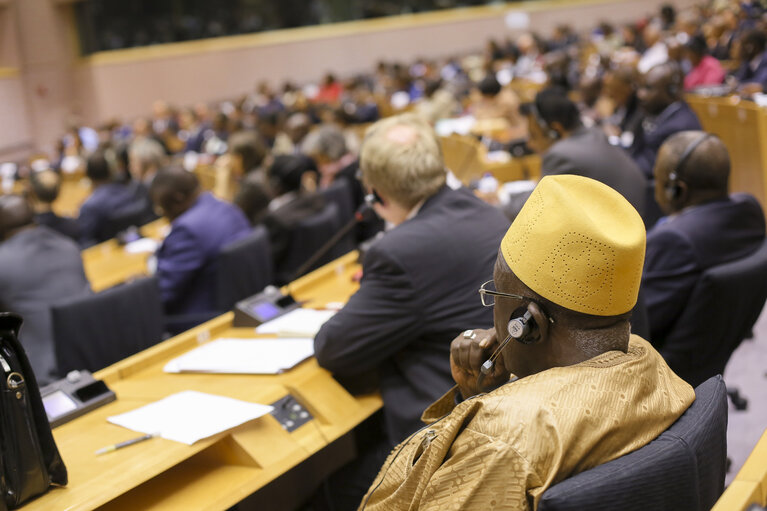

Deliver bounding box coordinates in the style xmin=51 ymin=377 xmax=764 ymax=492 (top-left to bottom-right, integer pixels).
xmin=320 ymin=179 xmax=355 ymax=224
xmin=660 ymin=239 xmax=767 ymax=387
xmin=51 ymin=276 xmax=164 ymax=375
xmin=276 ymin=202 xmax=345 ymax=283
xmin=539 ymin=376 xmax=728 ymax=511
xmin=215 ymin=226 xmax=273 ymax=311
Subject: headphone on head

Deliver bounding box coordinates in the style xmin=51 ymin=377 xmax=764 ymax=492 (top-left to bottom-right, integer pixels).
xmin=665 ymin=133 xmax=711 ymax=201
xmin=507 ymin=305 xmax=541 ymax=344
xmin=529 ymin=101 xmax=560 ymax=141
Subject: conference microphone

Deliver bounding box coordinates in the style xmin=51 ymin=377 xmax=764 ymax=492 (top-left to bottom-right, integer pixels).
xmin=287 ymin=194 xmax=379 ymax=283
xmin=476 ymin=333 xmax=513 ymax=390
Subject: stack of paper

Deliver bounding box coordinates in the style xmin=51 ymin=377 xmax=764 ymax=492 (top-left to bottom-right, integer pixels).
xmin=164 ymin=338 xmax=314 ymax=374
xmin=107 ymin=391 xmax=274 ymax=445
xmin=255 ymin=309 xmax=336 ymax=337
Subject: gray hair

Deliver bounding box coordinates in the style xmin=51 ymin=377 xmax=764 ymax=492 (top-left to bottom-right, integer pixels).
xmin=303 ymin=125 xmax=348 ymax=161
xmin=129 ymin=137 xmax=166 ymax=172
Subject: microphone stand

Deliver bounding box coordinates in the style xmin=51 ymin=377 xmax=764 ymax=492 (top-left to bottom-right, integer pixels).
xmin=288 ymin=204 xmax=374 ymax=282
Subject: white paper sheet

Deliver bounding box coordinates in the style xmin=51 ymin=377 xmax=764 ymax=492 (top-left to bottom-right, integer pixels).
xmin=107 ymin=391 xmax=273 ymax=445
xmin=163 ymin=338 xmax=314 ymax=374
xmin=255 ymin=309 xmax=336 ymax=337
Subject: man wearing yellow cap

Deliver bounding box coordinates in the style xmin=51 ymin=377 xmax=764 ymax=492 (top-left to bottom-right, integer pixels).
xmin=358 ymin=175 xmax=695 ymax=511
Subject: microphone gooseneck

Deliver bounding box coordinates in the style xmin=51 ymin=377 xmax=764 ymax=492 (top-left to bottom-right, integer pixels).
xmin=476 ymin=333 xmax=512 ymax=390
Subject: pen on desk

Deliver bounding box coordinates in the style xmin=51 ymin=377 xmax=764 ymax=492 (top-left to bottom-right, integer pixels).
xmin=95 ymin=433 xmax=158 ymax=455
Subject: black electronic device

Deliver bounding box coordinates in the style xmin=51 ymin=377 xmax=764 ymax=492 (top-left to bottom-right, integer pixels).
xmin=40 ymin=370 xmax=116 ymax=428
xmin=232 ymin=285 xmax=301 ymax=327
xmin=270 ymin=394 xmax=313 ymax=432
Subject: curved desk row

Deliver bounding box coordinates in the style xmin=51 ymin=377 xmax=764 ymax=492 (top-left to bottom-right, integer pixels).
xmin=26 ymin=251 xmax=382 ymax=511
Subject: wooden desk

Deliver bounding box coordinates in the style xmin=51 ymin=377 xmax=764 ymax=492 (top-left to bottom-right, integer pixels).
xmin=4 ymin=173 xmax=91 ymax=217
xmin=82 ymin=219 xmax=168 ymax=293
xmin=686 ymin=95 xmax=767 ymax=216
xmin=713 ymin=428 xmax=767 ymax=511
xmin=26 ymin=251 xmax=381 ymax=511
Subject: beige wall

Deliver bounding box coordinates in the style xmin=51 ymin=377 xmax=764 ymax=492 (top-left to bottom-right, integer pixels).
xmin=0 ymin=74 xmax=32 ymax=159
xmin=5 ymin=0 xmax=695 ymax=155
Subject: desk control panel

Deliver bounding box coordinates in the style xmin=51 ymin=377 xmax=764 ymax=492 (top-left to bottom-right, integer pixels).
xmin=270 ymin=394 xmax=313 ymax=432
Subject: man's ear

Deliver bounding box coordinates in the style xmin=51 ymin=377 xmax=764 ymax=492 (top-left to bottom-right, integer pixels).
xmin=550 ymin=121 xmax=566 ymax=137
xmin=527 ymin=301 xmax=550 ymax=343
xmin=301 ymin=171 xmax=318 ymax=193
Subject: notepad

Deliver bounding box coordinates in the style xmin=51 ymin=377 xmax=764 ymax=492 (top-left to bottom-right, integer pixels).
xmin=107 ymin=391 xmax=273 ymax=445
xmin=163 ymin=338 xmax=314 ymax=374
xmin=255 ymin=308 xmax=336 ymax=337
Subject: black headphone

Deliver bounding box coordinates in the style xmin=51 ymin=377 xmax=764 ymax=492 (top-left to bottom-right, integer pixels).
xmin=665 ymin=133 xmax=712 ymax=201
xmin=529 ymin=101 xmax=560 ymax=141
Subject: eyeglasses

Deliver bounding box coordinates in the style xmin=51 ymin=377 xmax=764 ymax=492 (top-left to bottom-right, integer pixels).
xmin=478 ymin=280 xmax=535 ymax=307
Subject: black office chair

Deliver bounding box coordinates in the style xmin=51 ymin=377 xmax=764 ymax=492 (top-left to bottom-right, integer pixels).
xmin=539 ymin=375 xmax=728 ymax=511
xmin=51 ymin=276 xmax=164 ymax=375
xmin=321 ymin=179 xmax=355 ymax=224
xmin=657 ymin=239 xmax=767 ymax=395
xmin=276 ymin=202 xmax=351 ymax=283
xmin=215 ymin=226 xmax=274 ymax=311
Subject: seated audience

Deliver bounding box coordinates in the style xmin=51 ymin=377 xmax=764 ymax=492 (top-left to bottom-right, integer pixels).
xmin=643 ymin=131 xmax=765 ymax=344
xmin=262 ymin=154 xmax=326 ymax=275
xmin=214 ymin=130 xmax=267 ymax=200
xmin=128 ymin=137 xmax=166 ymax=185
xmin=470 ymin=75 xmax=527 ymax=142
xmin=79 ymin=151 xmax=154 ymax=247
xmin=521 ymin=87 xmax=646 ymax=217
xmin=0 ymin=195 xmax=91 ymax=384
xmin=603 ymin=65 xmax=643 ymax=142
xmin=28 ymin=168 xmax=80 ymax=241
xmin=360 ymin=174 xmax=695 ymax=510
xmin=683 ymin=34 xmax=726 ymax=90
xmin=314 ymin=114 xmax=510 ymax=509
xmin=150 ymin=166 xmax=251 ymax=317
xmin=272 ymin=112 xmax=312 ymax=156
xmin=629 ymin=63 xmax=703 ymax=179
xmin=731 ymin=29 xmax=767 ymax=94
xmin=638 ymin=23 xmax=669 ymax=74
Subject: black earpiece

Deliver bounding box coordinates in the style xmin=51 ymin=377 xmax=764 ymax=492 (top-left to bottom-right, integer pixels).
xmin=664 ymin=133 xmax=711 ymax=202
xmin=507 ymin=306 xmax=540 ymax=345
xmin=365 ymin=189 xmax=383 ymax=207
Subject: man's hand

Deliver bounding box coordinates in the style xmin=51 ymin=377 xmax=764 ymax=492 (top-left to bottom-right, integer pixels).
xmin=450 ymin=328 xmax=510 ymax=400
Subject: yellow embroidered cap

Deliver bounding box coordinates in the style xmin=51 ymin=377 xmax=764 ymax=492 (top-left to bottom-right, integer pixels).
xmin=501 ymin=174 xmax=646 ymax=316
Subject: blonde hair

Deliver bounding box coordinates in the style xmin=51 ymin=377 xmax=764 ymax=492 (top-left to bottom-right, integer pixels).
xmin=360 ymin=114 xmax=446 ymax=209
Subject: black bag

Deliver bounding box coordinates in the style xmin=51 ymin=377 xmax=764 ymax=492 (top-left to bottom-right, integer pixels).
xmin=0 ymin=313 xmax=67 ymax=509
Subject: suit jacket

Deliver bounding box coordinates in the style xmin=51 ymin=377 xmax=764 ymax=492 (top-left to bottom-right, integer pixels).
xmin=733 ymin=51 xmax=767 ymax=90
xmin=0 ymin=226 xmax=91 ymax=384
xmin=629 ymin=101 xmax=702 ymax=178
xmin=78 ymin=182 xmax=155 ymax=246
xmin=542 ymin=126 xmax=646 ymax=216
xmin=643 ymin=194 xmax=765 ymax=344
xmin=35 ymin=211 xmax=80 ymax=242
xmin=156 ymin=192 xmax=251 ymax=315
xmin=314 ymin=186 xmax=510 ymax=444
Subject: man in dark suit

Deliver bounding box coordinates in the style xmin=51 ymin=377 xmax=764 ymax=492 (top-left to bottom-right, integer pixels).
xmin=79 ymin=151 xmax=155 ymax=247
xmin=521 ymin=87 xmax=646 ymax=217
xmin=314 ymin=114 xmax=509 ymax=509
xmin=151 ymin=166 xmax=251 ymax=317
xmin=28 ymin=169 xmax=80 ymax=242
xmin=0 ymin=195 xmax=91 ymax=384
xmin=731 ymin=29 xmax=767 ymax=94
xmin=643 ymin=131 xmax=765 ymax=345
xmin=629 ymin=63 xmax=703 ymax=179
